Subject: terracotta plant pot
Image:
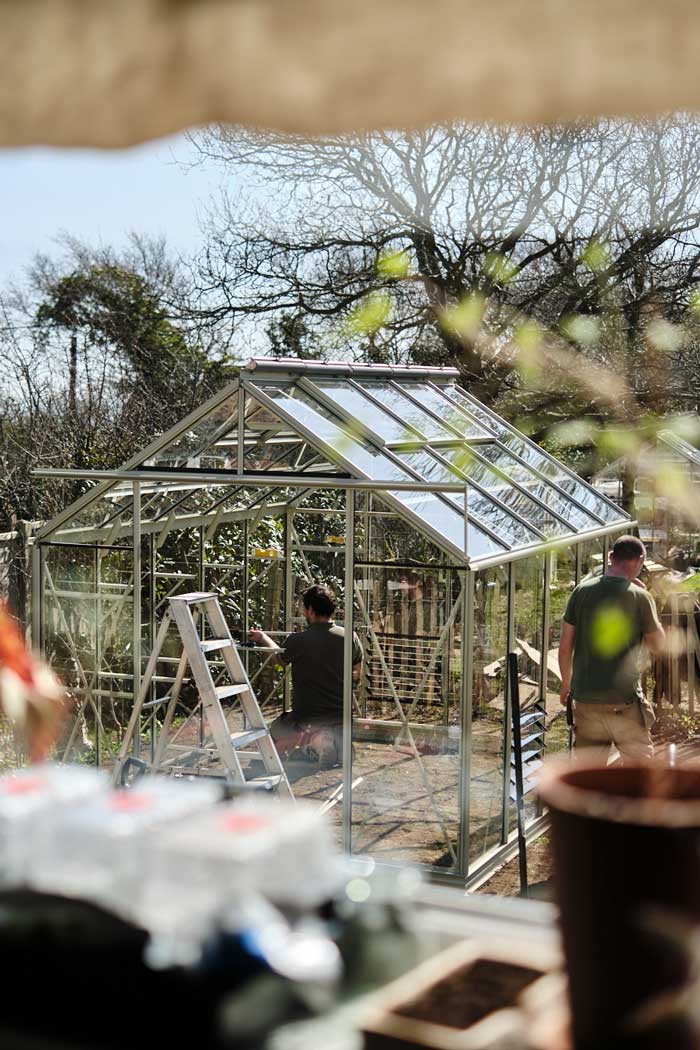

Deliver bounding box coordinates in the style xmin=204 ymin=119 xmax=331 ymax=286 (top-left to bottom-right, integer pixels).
xmin=539 ymin=759 xmax=700 ymax=1050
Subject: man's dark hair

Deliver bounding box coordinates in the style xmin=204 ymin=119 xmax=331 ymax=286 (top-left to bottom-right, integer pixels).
xmin=611 ymin=535 xmax=646 ymax=563
xmin=303 ymin=584 xmax=337 ymax=617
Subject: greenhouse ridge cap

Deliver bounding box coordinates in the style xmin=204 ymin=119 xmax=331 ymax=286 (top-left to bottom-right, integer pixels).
xmin=243 ymin=357 xmax=461 ymax=380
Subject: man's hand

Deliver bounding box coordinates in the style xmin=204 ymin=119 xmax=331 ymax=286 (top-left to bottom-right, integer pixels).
xmin=248 ymin=628 xmax=278 ymax=650
xmin=560 ymin=685 xmax=570 ymax=707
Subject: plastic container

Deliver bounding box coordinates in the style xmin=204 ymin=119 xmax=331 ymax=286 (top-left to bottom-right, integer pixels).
xmin=28 ymin=775 xmax=222 ymax=923
xmin=143 ymin=798 xmax=343 ymax=940
xmin=0 ymin=763 xmax=109 ymax=885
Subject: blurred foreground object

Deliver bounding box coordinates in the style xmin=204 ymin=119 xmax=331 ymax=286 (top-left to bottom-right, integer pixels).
xmin=5 ymin=0 xmax=700 ymax=146
xmin=0 ymin=602 xmax=63 ymax=762
xmin=539 ymin=757 xmax=700 ymax=1050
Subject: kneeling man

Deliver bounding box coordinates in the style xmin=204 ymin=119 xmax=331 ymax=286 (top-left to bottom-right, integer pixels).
xmin=250 ymin=584 xmax=363 ymax=769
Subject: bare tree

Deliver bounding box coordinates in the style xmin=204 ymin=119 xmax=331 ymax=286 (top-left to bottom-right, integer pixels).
xmin=193 ymin=117 xmax=700 ymax=420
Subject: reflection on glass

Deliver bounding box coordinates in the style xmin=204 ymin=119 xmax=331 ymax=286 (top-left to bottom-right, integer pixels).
xmin=397 ymin=383 xmax=491 ymax=439
xmin=471 ymin=566 xmax=508 ymax=861
xmin=442 ymin=385 xmax=624 ymax=524
xmin=358 ymin=383 xmax=467 ymax=440
xmin=257 ymin=385 xmax=504 ymax=559
xmin=439 ymin=448 xmax=570 ymax=539
xmin=314 ymin=381 xmax=423 ymax=443
xmin=479 ymin=444 xmax=599 ymax=531
xmin=399 ymin=449 xmax=540 ymax=549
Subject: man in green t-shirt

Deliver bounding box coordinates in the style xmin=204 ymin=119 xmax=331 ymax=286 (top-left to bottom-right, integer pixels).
xmin=558 ymin=535 xmax=665 ymax=763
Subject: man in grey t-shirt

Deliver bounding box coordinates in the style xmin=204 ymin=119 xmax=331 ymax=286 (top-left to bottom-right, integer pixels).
xmin=250 ymin=584 xmax=363 ymax=769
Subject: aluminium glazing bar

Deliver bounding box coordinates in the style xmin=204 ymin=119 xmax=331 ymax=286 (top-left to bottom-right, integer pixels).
xmin=342 ymin=489 xmax=354 ymax=853
xmin=132 ymin=481 xmax=141 ymax=760
xmin=466 ymin=520 xmax=633 ymax=572
xmin=32 ymin=468 xmax=465 ymax=493
xmin=459 ymin=569 xmax=474 ymax=877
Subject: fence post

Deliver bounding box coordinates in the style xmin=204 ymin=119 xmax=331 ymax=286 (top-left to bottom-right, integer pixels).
xmin=686 ymin=594 xmax=696 ymax=717
xmin=670 ymin=592 xmax=680 ymax=710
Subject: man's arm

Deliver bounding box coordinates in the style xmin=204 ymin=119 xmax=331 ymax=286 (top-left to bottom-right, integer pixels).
xmin=644 ymin=627 xmax=666 ymax=657
xmin=558 ymin=621 xmax=575 ymax=705
xmin=352 ymin=635 xmax=363 ymax=681
xmin=640 ymin=591 xmax=665 ymax=657
xmin=248 ymin=629 xmax=278 ymax=650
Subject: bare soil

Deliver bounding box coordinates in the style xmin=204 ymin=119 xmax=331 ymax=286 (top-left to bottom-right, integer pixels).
xmin=475 ymin=833 xmax=554 ymax=897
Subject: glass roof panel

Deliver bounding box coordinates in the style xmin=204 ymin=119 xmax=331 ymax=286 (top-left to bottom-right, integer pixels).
xmin=438 ymin=448 xmax=571 ymax=538
xmin=147 ymin=391 xmax=239 ymax=470
xmin=254 ymin=384 xmax=504 ymax=558
xmin=312 ymin=381 xmax=421 ymax=443
xmin=354 ymin=382 xmax=463 ymax=440
xmin=478 ymin=444 xmax=600 ymax=531
xmin=397 ymin=383 xmax=491 ymax=439
xmin=441 ymin=384 xmax=624 ymax=523
xmin=399 ymin=449 xmax=541 ymax=549
xmin=393 ymin=490 xmax=505 ymax=560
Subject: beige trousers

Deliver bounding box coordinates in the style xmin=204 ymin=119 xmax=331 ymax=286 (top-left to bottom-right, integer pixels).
xmin=573 ymin=700 xmax=653 ymax=764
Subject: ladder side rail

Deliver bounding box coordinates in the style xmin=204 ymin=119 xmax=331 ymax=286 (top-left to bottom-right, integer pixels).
xmin=169 ymin=599 xmax=245 ymax=782
xmin=203 ymin=600 xmax=294 ymax=800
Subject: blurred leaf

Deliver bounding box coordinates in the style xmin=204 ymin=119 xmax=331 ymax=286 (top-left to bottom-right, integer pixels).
xmin=646 ymin=319 xmax=686 ymax=353
xmin=665 ymin=414 xmax=700 ymax=443
xmin=377 ymin=250 xmax=411 ymax=280
xmin=591 ymin=605 xmax=634 ymax=658
xmin=548 ymin=419 xmax=598 ymax=447
xmin=345 ymin=291 xmax=392 ymax=336
xmin=483 ymin=252 xmax=519 ymax=285
xmin=596 ymin=427 xmax=642 ymax=457
xmin=561 ymin=314 xmax=600 ymax=347
xmin=581 ymin=239 xmax=611 ymax=273
xmin=514 ymin=320 xmax=544 ymax=383
xmin=440 ymin=293 xmax=486 ymax=342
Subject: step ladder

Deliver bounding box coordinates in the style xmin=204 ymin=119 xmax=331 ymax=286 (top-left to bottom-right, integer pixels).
xmin=114 ymin=593 xmax=294 ymax=799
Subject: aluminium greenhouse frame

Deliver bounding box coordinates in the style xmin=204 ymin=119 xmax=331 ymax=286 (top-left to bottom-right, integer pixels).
xmin=33 ymin=358 xmax=631 ymax=885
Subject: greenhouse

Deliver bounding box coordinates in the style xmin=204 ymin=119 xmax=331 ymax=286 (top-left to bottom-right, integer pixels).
xmin=33 ymin=357 xmax=630 ymax=885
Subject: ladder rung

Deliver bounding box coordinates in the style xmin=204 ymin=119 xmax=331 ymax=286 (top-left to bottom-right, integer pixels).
xmin=244 ymin=774 xmax=282 ymax=791
xmin=215 ymin=684 xmax=248 ymax=700
xmin=170 ymin=592 xmax=218 ymax=603
xmin=231 ymin=728 xmax=268 ymax=749
xmin=201 ymin=638 xmax=233 ymax=653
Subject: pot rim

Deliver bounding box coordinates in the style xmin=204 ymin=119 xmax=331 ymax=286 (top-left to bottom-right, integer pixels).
xmin=538 ymin=756 xmax=700 ymax=828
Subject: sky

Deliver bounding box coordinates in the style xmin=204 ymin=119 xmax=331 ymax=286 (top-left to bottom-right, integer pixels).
xmin=0 ymin=132 xmax=218 ymax=287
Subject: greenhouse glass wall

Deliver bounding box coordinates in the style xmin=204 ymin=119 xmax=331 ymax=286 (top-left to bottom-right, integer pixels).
xmin=34 ymin=358 xmax=630 ymax=884
xmin=594 ymin=431 xmax=700 ymax=562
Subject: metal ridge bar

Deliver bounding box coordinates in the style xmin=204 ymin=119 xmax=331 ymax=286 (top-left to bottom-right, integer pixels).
xmin=32 ymin=467 xmax=465 ymax=493
xmin=243 ymin=356 xmax=460 ymax=379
